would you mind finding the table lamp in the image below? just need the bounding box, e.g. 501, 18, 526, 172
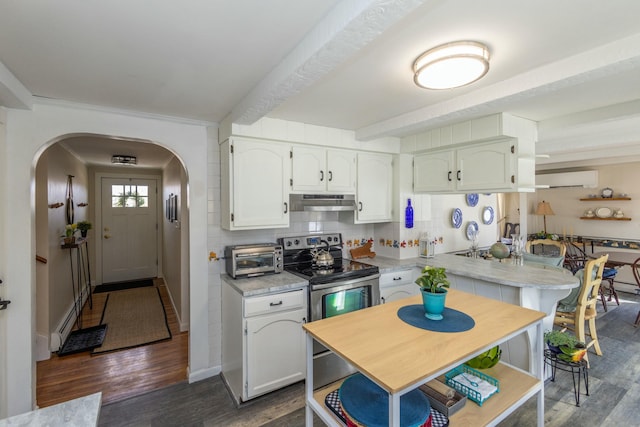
535, 201, 554, 234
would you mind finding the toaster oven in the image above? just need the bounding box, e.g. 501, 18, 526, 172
225, 243, 283, 278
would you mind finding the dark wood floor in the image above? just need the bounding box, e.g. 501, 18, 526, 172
97, 291, 640, 426
37, 279, 188, 408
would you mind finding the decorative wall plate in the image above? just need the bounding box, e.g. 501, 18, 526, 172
452, 208, 463, 229
466, 193, 479, 207
595, 207, 613, 218
466, 221, 479, 240
482, 206, 494, 225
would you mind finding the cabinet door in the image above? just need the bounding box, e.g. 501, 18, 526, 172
380, 283, 420, 304
291, 146, 325, 193
414, 150, 455, 193
456, 139, 515, 191
356, 153, 392, 223
327, 149, 356, 193
230, 138, 290, 228
245, 308, 306, 399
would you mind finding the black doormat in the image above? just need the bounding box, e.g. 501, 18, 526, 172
58, 324, 108, 356
94, 278, 154, 294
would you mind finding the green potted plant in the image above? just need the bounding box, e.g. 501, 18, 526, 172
415, 266, 450, 320
544, 330, 586, 361
77, 220, 92, 237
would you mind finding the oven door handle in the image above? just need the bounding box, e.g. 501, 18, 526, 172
310, 273, 380, 291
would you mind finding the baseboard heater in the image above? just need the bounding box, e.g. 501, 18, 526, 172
50, 287, 91, 352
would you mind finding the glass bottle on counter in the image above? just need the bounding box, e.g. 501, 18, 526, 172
405, 198, 414, 229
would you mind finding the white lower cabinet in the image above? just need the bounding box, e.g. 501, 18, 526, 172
222, 284, 307, 404
379, 269, 420, 304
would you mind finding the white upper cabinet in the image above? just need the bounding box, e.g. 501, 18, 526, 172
291, 146, 356, 194
356, 152, 393, 223
414, 138, 532, 193
221, 137, 290, 230
414, 150, 455, 192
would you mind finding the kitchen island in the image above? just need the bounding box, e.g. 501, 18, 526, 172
303, 289, 546, 426
363, 254, 580, 374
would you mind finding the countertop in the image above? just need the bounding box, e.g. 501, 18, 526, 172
221, 253, 578, 296
0, 392, 101, 426
363, 254, 579, 289
221, 271, 308, 297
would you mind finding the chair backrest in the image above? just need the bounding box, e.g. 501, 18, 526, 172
503, 222, 520, 238
563, 241, 589, 273
632, 256, 640, 285
577, 254, 608, 314
525, 239, 567, 257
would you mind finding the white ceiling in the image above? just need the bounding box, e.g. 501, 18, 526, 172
2, 0, 640, 168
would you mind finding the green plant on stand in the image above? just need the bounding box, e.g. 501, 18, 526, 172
415, 266, 450, 321
544, 330, 586, 362
77, 220, 92, 237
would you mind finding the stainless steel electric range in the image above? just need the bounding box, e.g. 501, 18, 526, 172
278, 233, 380, 388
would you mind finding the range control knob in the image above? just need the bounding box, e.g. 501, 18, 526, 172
294, 239, 300, 246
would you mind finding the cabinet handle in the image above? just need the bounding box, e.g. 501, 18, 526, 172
320, 170, 324, 182
302, 317, 307, 324
448, 171, 452, 182
270, 301, 283, 307
393, 277, 402, 281
358, 201, 363, 212
283, 202, 288, 214
381, 297, 386, 304
328, 171, 333, 181
457, 170, 461, 181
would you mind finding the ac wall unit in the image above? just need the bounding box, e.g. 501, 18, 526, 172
535, 171, 598, 188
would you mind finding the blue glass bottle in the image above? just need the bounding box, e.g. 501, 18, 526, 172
405, 198, 414, 228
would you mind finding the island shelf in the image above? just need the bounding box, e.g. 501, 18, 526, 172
303, 289, 546, 426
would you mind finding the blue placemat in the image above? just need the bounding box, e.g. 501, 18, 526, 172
398, 305, 475, 332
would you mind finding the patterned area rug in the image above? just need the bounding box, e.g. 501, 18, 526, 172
92, 287, 171, 354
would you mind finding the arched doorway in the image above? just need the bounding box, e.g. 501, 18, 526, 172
35, 134, 190, 406
1, 103, 212, 415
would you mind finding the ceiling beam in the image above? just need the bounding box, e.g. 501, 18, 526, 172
356, 33, 640, 140
0, 60, 32, 109
228, 0, 427, 125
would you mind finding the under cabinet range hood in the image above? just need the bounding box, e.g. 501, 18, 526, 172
290, 194, 356, 212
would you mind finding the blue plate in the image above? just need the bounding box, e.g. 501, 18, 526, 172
452, 208, 463, 229
466, 221, 479, 240
466, 193, 479, 207
483, 206, 494, 225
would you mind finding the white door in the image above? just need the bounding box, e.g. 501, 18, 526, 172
101, 178, 158, 283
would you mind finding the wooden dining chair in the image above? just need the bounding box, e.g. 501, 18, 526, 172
526, 239, 567, 257
554, 253, 608, 364
631, 257, 640, 327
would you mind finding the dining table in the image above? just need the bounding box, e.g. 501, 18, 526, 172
593, 250, 640, 326
593, 250, 640, 269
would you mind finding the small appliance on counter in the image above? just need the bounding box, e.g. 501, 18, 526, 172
224, 243, 283, 278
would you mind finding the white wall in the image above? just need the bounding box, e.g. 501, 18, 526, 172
1, 102, 209, 415
528, 162, 640, 240
162, 157, 188, 330
35, 144, 89, 356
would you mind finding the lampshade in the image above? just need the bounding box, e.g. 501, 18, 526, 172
535, 201, 555, 216
413, 41, 490, 90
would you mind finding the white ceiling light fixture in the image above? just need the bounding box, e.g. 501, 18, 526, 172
111, 155, 137, 165
413, 41, 490, 90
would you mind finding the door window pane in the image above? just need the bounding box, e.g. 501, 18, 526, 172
111, 184, 149, 208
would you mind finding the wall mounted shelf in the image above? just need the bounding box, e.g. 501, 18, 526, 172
579, 217, 631, 221
579, 197, 631, 201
